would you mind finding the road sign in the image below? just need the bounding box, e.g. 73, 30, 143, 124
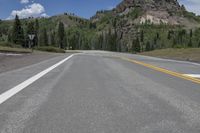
28, 34, 35, 52
28, 34, 35, 41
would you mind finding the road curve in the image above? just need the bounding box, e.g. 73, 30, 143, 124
0, 51, 200, 133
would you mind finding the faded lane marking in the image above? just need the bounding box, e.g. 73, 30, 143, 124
0, 54, 75, 105
183, 74, 200, 78
120, 57, 200, 85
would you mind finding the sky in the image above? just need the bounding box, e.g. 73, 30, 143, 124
0, 0, 199, 20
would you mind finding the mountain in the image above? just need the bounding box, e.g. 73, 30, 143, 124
90, 0, 200, 52
1, 0, 200, 52
92, 0, 200, 26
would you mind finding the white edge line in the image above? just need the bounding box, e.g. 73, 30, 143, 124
183, 74, 200, 78
0, 54, 75, 105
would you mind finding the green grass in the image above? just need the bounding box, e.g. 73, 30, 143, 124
36, 46, 65, 53
0, 42, 65, 53
0, 46, 31, 53
140, 48, 200, 62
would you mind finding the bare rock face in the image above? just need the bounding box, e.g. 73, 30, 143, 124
114, 0, 188, 25
116, 0, 181, 13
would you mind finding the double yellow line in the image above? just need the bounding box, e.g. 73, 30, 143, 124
120, 57, 200, 85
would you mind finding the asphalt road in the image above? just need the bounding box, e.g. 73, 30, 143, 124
0, 51, 200, 133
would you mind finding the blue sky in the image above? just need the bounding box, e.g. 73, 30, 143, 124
0, 0, 199, 20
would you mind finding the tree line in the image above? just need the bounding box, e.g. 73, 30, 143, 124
8, 15, 66, 49
2, 15, 200, 52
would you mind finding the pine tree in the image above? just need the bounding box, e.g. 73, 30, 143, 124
167, 31, 171, 40
198, 41, 200, 48
111, 29, 117, 51
132, 39, 136, 53
178, 29, 186, 47
145, 41, 151, 51
156, 32, 160, 40
140, 30, 144, 42
107, 28, 112, 51
132, 37, 141, 53
188, 38, 193, 47
26, 21, 35, 48
153, 36, 157, 49
50, 31, 56, 46
135, 36, 141, 53
12, 15, 24, 46
34, 19, 39, 46
172, 38, 177, 48
151, 43, 155, 51
40, 28, 48, 46
7, 31, 12, 43
190, 29, 193, 38
140, 30, 144, 52
27, 22, 34, 34
58, 22, 65, 49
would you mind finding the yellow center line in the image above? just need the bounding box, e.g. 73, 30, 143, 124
120, 57, 200, 85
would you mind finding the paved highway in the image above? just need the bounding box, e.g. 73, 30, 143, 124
0, 51, 200, 133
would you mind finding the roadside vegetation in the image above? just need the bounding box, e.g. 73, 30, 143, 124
140, 48, 200, 62
0, 46, 31, 53
36, 47, 65, 53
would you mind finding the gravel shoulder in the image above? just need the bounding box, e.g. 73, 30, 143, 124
0, 51, 64, 74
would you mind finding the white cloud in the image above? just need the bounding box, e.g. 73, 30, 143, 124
20, 0, 29, 4
7, 3, 48, 19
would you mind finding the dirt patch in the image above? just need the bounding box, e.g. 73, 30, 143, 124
0, 51, 64, 74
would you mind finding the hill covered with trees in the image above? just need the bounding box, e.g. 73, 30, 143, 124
0, 0, 200, 53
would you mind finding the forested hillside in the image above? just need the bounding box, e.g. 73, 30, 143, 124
0, 0, 200, 53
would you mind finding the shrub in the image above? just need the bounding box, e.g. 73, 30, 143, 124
36, 46, 65, 53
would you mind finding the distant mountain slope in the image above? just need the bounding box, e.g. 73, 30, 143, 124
1, 0, 200, 52
0, 13, 89, 44
0, 14, 88, 32
89, 0, 200, 51
92, 0, 200, 27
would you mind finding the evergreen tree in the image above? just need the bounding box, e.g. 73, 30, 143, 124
190, 29, 193, 38
172, 38, 177, 48
177, 30, 184, 45
145, 41, 151, 51
198, 41, 200, 48
151, 43, 155, 51
132, 39, 136, 53
57, 22, 65, 49
112, 18, 117, 28
111, 29, 117, 51
50, 31, 56, 46
107, 28, 112, 51
156, 32, 160, 40
27, 22, 35, 34
140, 30, 144, 52
135, 36, 141, 53
26, 21, 35, 48
40, 28, 48, 46
153, 36, 157, 48
188, 38, 193, 47
34, 19, 39, 46
12, 15, 24, 46
167, 31, 171, 40
140, 30, 144, 42
7, 31, 12, 43
132, 37, 141, 53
